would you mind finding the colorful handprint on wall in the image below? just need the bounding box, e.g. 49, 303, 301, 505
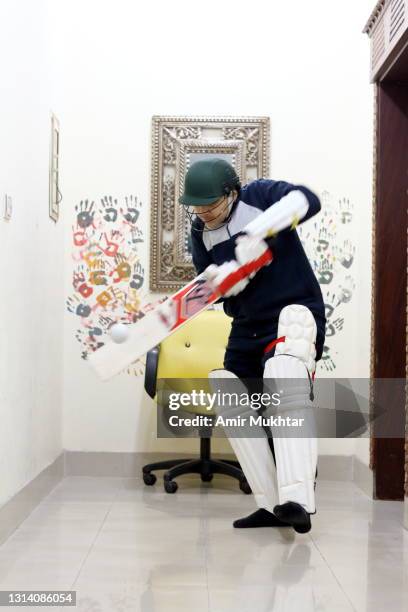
297, 191, 356, 372
67, 195, 151, 375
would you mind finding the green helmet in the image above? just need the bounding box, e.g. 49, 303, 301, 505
179, 158, 240, 206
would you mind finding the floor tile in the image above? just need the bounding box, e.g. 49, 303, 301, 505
74, 584, 209, 612
43, 477, 123, 503
208, 584, 354, 612
0, 477, 406, 612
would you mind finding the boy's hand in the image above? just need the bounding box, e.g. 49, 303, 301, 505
203, 261, 250, 297
235, 234, 271, 278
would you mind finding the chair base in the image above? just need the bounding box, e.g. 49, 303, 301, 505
142, 438, 252, 494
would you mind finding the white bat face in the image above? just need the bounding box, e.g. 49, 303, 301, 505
157, 299, 178, 329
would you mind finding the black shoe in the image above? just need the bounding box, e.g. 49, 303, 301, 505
273, 502, 312, 534
233, 508, 291, 529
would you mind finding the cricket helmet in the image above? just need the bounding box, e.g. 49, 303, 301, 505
179, 158, 241, 206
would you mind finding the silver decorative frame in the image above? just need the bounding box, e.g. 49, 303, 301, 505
150, 116, 270, 292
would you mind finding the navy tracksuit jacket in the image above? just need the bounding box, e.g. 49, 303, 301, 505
190, 179, 326, 379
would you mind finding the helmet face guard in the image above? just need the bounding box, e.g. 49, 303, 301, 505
184, 193, 236, 232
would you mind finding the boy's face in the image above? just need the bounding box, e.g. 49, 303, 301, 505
192, 191, 236, 230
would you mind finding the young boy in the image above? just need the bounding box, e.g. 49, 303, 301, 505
179, 158, 326, 533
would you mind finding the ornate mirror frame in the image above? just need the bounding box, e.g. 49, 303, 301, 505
150, 116, 270, 292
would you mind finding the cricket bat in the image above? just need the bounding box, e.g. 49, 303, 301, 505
88, 249, 272, 380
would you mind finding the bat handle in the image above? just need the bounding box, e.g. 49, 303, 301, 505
213, 249, 273, 298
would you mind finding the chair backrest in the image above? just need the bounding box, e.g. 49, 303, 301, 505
157, 309, 231, 381
154, 310, 231, 415
153, 310, 232, 418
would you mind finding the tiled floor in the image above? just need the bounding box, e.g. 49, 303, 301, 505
0, 476, 406, 611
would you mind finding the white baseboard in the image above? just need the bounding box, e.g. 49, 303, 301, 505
0, 450, 375, 545
0, 454, 64, 546
352, 456, 373, 498
404, 498, 408, 530
64, 450, 354, 480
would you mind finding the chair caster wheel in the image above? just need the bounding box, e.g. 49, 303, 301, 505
201, 474, 213, 482
143, 473, 157, 486
239, 480, 252, 494
164, 480, 178, 494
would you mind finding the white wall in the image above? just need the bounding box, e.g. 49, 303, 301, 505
0, 1, 64, 506
52, 0, 374, 461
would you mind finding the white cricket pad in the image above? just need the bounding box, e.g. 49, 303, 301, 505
263, 304, 317, 513
209, 369, 279, 513
274, 304, 317, 375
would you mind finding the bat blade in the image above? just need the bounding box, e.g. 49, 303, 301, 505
88, 274, 215, 380
88, 311, 168, 380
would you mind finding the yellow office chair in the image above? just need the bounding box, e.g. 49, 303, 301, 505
143, 309, 252, 494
